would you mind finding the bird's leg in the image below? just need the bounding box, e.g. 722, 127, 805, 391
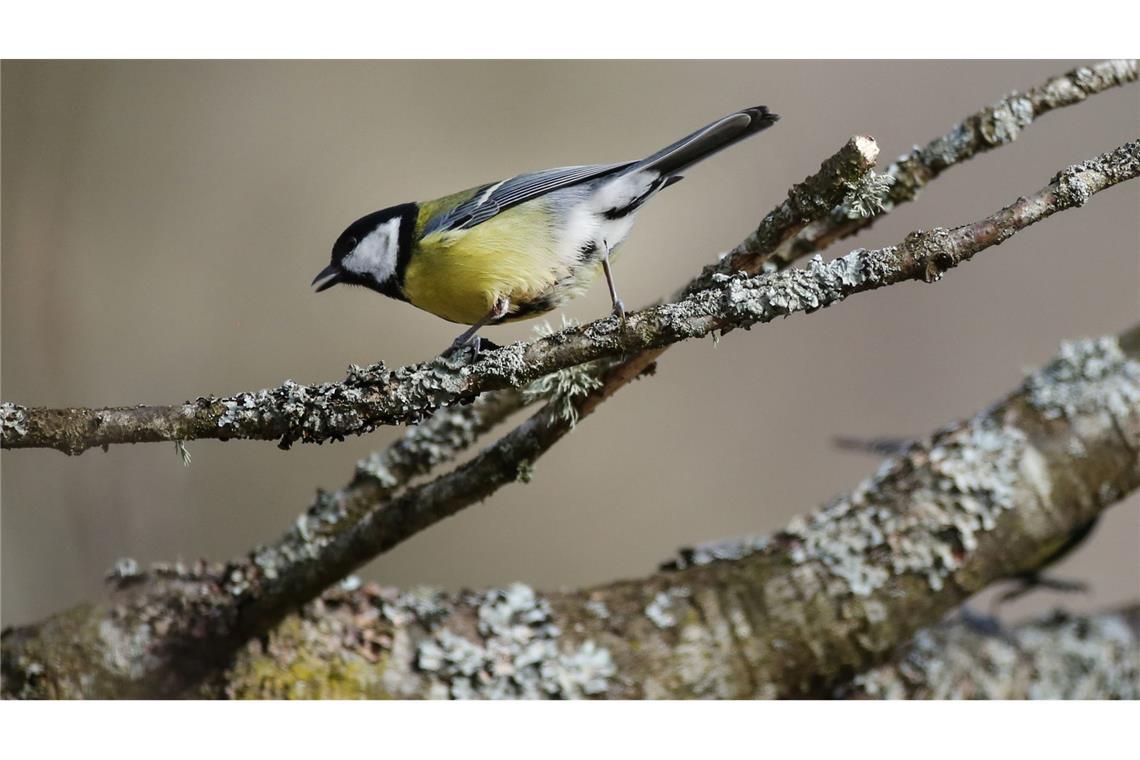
600, 240, 625, 322
443, 296, 509, 360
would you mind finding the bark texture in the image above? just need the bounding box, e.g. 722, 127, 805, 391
5, 326, 1139, 698
839, 606, 1140, 699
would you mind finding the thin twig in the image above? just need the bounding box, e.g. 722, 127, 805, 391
783, 58, 1138, 260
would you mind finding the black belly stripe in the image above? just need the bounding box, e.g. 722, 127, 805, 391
577, 240, 598, 264
500, 293, 560, 323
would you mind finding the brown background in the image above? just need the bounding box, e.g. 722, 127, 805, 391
2, 61, 1137, 628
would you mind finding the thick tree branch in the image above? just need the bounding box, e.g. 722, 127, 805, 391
215, 605, 1140, 699
4, 136, 1137, 455
836, 606, 1140, 699
6, 322, 1139, 697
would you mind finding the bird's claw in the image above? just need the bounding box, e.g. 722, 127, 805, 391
611, 299, 627, 323
441, 335, 501, 363
442, 335, 481, 362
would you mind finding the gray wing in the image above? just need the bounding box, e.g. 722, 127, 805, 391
427, 162, 634, 233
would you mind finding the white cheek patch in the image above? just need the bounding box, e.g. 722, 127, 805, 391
342, 217, 401, 282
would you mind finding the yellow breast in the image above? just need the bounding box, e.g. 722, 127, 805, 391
401, 201, 568, 325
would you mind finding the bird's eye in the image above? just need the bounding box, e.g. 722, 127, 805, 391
346, 236, 358, 248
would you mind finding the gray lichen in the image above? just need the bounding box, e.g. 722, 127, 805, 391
354, 397, 513, 488
1053, 141, 1140, 207
976, 95, 1035, 147
214, 372, 375, 448
173, 440, 192, 468
1026, 336, 1140, 426
0, 402, 28, 439
667, 535, 771, 570
645, 587, 692, 629
714, 246, 901, 324
515, 459, 535, 484
105, 557, 143, 587
584, 599, 610, 620
413, 583, 615, 699
847, 610, 1139, 699
839, 171, 895, 219
784, 416, 1027, 595
522, 365, 602, 428
522, 320, 603, 427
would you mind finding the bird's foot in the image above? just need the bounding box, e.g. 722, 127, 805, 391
442, 335, 481, 362
611, 299, 627, 324
441, 335, 501, 363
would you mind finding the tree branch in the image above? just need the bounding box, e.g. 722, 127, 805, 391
784, 58, 1139, 259
6, 320, 1139, 697
4, 135, 1137, 454
215, 605, 1140, 699
837, 606, 1140, 699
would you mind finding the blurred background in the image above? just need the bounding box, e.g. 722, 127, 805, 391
2, 61, 1137, 628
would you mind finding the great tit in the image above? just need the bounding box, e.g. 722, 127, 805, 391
313, 105, 778, 355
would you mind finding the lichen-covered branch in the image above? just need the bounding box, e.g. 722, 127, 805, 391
5, 136, 1137, 455
838, 606, 1140, 699
217, 604, 1140, 699
783, 58, 1139, 260
682, 134, 882, 296
5, 324, 1140, 698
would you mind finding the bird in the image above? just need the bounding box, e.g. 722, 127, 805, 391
312, 105, 779, 357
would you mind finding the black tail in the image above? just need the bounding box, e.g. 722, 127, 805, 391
629, 106, 778, 178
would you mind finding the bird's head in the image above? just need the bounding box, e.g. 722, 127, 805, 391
312, 203, 416, 299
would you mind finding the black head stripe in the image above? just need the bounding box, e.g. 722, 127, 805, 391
394, 202, 418, 289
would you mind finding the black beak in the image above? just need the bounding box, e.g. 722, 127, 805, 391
311, 263, 341, 293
